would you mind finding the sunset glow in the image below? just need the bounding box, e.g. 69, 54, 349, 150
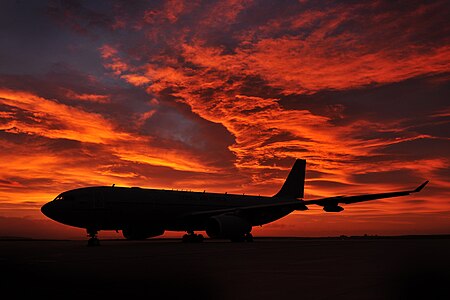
0, 0, 449, 239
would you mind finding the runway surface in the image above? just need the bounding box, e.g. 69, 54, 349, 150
1, 237, 449, 299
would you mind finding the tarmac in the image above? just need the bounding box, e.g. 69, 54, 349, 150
1, 237, 449, 299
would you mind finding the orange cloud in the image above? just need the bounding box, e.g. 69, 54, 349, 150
0, 89, 223, 211
0, 89, 132, 144
99, 44, 118, 59
245, 40, 450, 94
178, 38, 450, 95
121, 74, 151, 86
64, 88, 110, 103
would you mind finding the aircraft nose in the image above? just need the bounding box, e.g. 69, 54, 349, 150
41, 201, 55, 219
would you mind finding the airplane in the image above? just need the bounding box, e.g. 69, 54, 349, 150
41, 159, 429, 246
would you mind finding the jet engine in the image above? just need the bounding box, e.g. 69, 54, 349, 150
122, 227, 164, 240
206, 215, 252, 239
323, 205, 344, 212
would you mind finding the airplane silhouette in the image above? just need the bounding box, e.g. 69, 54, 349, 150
41, 159, 428, 246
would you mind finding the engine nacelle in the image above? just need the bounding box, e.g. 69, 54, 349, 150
122, 227, 164, 240
323, 205, 344, 212
206, 215, 252, 239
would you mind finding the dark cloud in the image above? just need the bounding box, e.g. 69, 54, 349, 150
46, 0, 115, 35
0, 1, 107, 76
352, 169, 422, 185
142, 102, 236, 167
280, 73, 450, 125
376, 138, 450, 159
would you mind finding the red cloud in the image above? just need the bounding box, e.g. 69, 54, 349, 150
2, 0, 449, 238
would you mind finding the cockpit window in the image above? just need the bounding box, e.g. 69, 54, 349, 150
54, 194, 75, 201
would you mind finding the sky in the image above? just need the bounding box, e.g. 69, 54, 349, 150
0, 0, 449, 239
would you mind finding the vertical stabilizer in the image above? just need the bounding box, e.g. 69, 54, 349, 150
274, 159, 306, 199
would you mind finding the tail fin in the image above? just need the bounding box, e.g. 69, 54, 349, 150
274, 159, 306, 199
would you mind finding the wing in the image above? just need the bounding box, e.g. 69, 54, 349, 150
182, 181, 429, 223
186, 200, 308, 217
303, 180, 429, 209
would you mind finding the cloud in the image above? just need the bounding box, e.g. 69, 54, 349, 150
64, 89, 110, 103
0, 89, 132, 143
1, 0, 449, 237
0, 86, 230, 212
91, 0, 450, 200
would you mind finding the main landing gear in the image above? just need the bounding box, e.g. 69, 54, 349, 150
182, 231, 204, 243
87, 228, 100, 247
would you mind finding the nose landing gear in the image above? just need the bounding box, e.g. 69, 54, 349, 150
87, 228, 100, 247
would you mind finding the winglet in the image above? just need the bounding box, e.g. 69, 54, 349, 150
414, 180, 429, 193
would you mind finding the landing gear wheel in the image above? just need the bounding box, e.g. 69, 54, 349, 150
182, 234, 189, 243
182, 232, 204, 243
245, 233, 254, 243
230, 235, 245, 243
196, 234, 204, 242
87, 228, 100, 247
87, 237, 100, 247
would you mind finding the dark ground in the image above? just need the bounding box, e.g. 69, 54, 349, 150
1, 237, 449, 299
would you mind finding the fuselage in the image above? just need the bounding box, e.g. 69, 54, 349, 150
41, 186, 294, 233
